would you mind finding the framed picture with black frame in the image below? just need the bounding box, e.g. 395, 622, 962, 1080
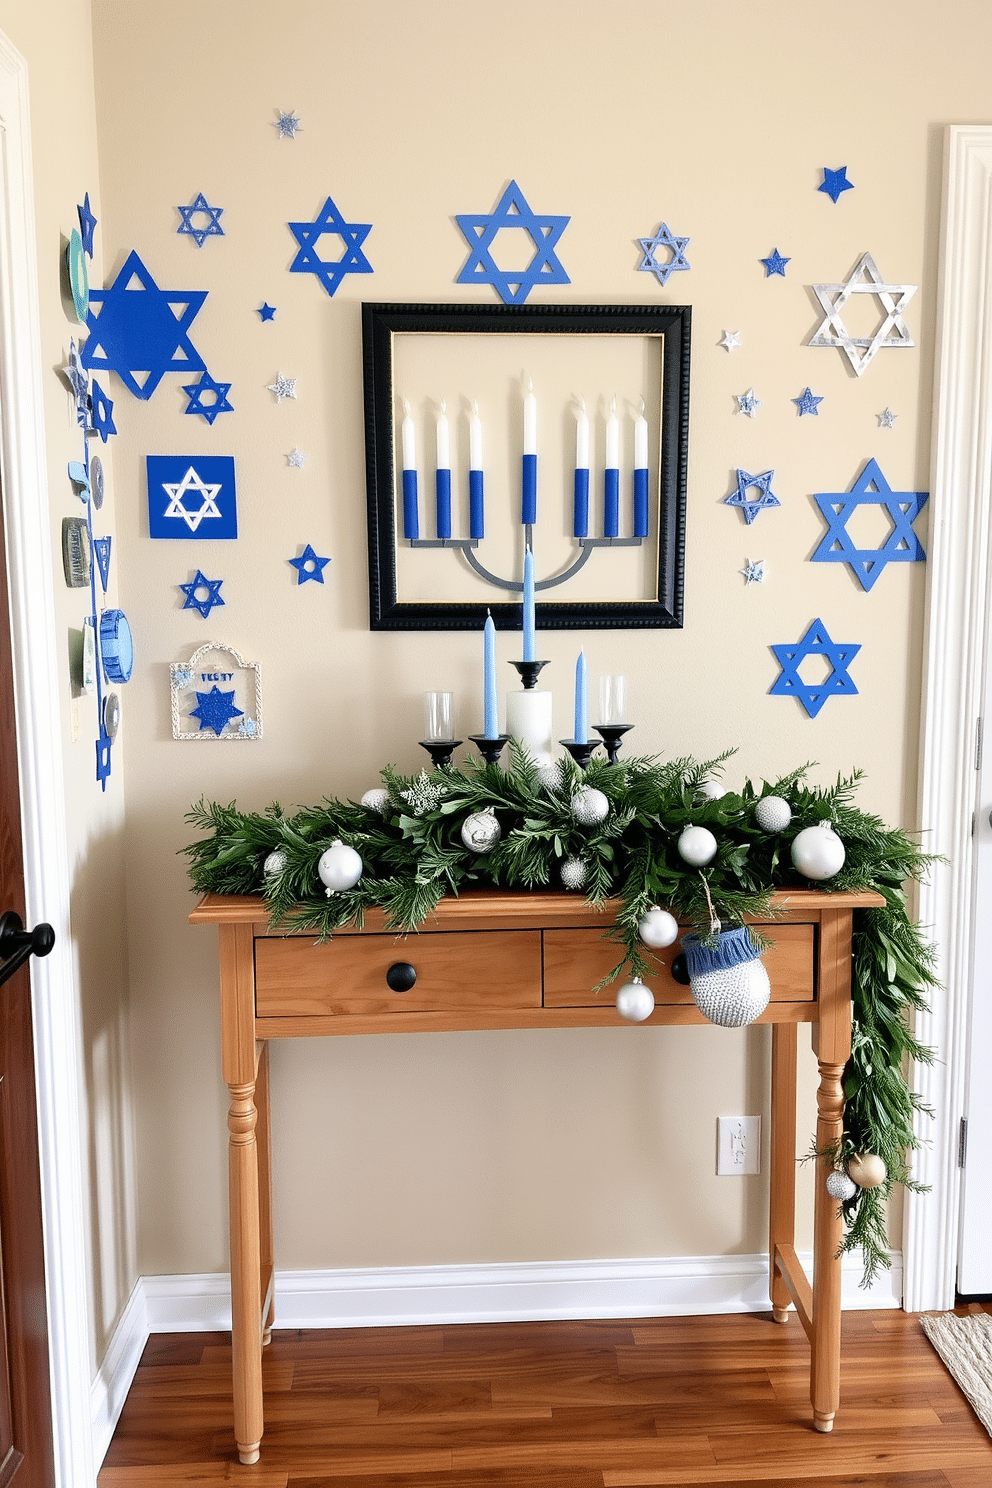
362, 302, 690, 632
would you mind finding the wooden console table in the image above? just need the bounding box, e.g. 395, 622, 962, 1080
190, 886, 883, 1463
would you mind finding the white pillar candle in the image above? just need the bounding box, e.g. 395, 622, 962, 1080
506, 689, 554, 769
402, 398, 416, 469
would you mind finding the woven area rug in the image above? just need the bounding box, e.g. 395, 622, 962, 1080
921, 1310, 992, 1436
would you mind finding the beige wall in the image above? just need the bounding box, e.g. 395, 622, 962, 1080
78, 0, 987, 1285
0, 0, 136, 1370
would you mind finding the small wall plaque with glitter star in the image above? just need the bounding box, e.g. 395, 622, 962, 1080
170, 642, 262, 741
146, 455, 238, 539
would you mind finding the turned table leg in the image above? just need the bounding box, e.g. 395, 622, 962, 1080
769, 1023, 798, 1323
256, 1040, 276, 1345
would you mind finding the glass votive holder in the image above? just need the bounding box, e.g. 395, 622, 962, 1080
598, 674, 628, 725
424, 690, 454, 741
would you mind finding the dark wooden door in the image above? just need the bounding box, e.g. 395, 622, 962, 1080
0, 489, 55, 1486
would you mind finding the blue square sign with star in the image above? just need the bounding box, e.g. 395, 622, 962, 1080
146, 455, 238, 539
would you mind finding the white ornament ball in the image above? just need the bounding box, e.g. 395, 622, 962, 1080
637, 905, 679, 948
560, 857, 588, 891
361, 788, 391, 814
317, 839, 363, 896
689, 957, 770, 1028
677, 825, 718, 867
616, 978, 655, 1022
846, 1152, 887, 1189
791, 821, 846, 881
571, 785, 609, 826
537, 763, 564, 793
460, 806, 501, 854
698, 780, 726, 801
755, 795, 792, 833
826, 1169, 858, 1201
263, 849, 287, 877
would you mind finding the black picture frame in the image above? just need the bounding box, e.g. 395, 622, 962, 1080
362, 302, 690, 631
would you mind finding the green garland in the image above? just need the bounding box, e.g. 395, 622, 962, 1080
182, 747, 937, 1286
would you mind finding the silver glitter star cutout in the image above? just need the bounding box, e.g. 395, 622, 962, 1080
740, 558, 766, 585
736, 387, 762, 418
808, 252, 916, 376
287, 447, 306, 468
719, 330, 741, 352
274, 110, 302, 139
267, 373, 298, 403
877, 407, 898, 428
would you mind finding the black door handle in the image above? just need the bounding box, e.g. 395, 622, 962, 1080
0, 911, 55, 989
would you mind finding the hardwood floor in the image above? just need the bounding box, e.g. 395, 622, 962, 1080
98, 1308, 992, 1487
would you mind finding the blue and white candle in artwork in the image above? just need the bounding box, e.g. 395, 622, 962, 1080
484, 611, 499, 738
435, 398, 451, 540
604, 397, 620, 538
573, 398, 590, 538
522, 377, 537, 525
469, 399, 484, 539
401, 399, 419, 540
522, 546, 536, 662
573, 650, 588, 744
633, 397, 649, 538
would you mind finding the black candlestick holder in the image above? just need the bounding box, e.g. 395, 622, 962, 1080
593, 723, 633, 765
419, 739, 462, 768
509, 660, 549, 690
559, 738, 601, 768
468, 733, 511, 766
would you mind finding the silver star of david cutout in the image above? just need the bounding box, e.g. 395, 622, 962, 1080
162, 466, 223, 532
808, 252, 916, 376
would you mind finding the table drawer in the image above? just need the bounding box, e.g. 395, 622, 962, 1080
255, 929, 543, 1017
543, 923, 815, 1007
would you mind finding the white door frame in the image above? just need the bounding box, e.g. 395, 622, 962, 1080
905, 124, 992, 1313
0, 32, 96, 1487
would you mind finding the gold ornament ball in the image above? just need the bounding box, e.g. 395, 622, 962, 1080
847, 1152, 887, 1189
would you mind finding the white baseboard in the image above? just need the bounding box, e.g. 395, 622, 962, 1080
92, 1249, 902, 1463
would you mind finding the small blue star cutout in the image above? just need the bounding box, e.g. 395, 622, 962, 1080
636, 222, 691, 287
177, 192, 225, 248
811, 457, 928, 591
77, 193, 97, 258
818, 166, 854, 203
289, 543, 330, 584
190, 684, 243, 736
182, 370, 234, 423
257, 303, 276, 321
793, 387, 824, 417
179, 569, 225, 619
90, 379, 116, 441
456, 180, 570, 305
82, 249, 207, 399
735, 387, 762, 418
288, 196, 373, 298
760, 247, 790, 277
725, 469, 780, 525
770, 618, 860, 717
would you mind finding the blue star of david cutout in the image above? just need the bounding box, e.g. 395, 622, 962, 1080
182, 370, 234, 424
811, 457, 928, 591
90, 379, 116, 441
819, 166, 854, 203
258, 302, 276, 321
179, 569, 225, 619
82, 249, 207, 399
288, 196, 373, 298
636, 222, 691, 287
456, 180, 570, 305
289, 543, 330, 584
770, 618, 861, 717
725, 469, 780, 525
77, 192, 97, 258
793, 387, 823, 417
190, 684, 243, 736
177, 192, 225, 248
760, 247, 790, 277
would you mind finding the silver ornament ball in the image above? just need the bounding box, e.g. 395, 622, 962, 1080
616, 978, 655, 1022
689, 957, 771, 1028
317, 839, 364, 896
677, 824, 718, 867
263, 849, 287, 877
826, 1170, 858, 1201
560, 857, 588, 891
755, 795, 792, 833
637, 905, 679, 948
571, 785, 609, 826
460, 806, 501, 854
361, 787, 391, 814
791, 822, 846, 881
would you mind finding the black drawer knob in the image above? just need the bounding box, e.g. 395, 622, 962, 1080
670, 953, 690, 985
386, 961, 417, 992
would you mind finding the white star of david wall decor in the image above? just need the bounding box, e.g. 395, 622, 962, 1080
808, 252, 916, 376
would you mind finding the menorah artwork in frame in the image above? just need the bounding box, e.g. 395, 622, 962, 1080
362, 303, 690, 631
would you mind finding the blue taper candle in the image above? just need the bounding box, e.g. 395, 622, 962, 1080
483, 612, 498, 738
522, 547, 536, 662
574, 650, 588, 744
